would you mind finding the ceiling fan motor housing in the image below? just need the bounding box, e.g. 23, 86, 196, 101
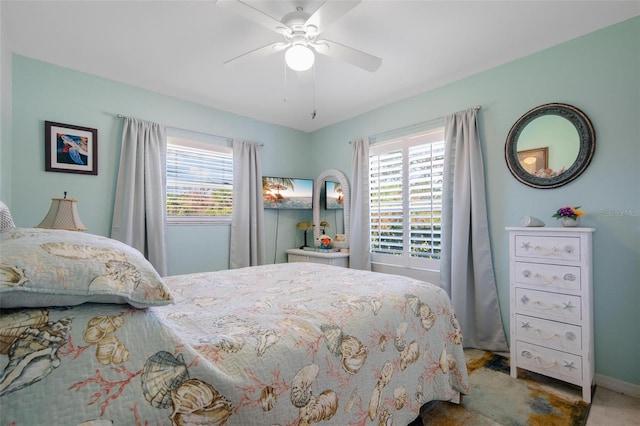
282, 9, 318, 44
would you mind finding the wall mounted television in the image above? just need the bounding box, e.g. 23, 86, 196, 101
325, 180, 344, 210
262, 176, 313, 209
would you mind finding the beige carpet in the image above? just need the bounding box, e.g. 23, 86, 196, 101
412, 349, 591, 426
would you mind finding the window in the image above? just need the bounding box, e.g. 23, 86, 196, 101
166, 132, 233, 224
369, 126, 445, 270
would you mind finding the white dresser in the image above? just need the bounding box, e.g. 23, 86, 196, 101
286, 248, 350, 268
506, 227, 595, 402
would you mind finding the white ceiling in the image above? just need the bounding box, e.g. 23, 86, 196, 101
3, 0, 639, 132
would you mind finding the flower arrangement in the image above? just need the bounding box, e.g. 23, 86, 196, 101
552, 206, 584, 221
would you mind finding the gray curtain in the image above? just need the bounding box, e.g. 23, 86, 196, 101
111, 117, 168, 276
350, 138, 371, 270
440, 108, 508, 351
229, 140, 266, 268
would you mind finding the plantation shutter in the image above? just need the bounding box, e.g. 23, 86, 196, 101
369, 127, 444, 269
408, 142, 445, 260
370, 148, 404, 256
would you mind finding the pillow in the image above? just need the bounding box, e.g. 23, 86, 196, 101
0, 201, 15, 230
0, 228, 173, 308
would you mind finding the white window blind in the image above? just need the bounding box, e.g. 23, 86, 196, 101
166, 135, 233, 223
369, 127, 445, 270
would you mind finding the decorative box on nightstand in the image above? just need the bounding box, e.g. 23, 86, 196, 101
506, 227, 595, 402
286, 248, 349, 268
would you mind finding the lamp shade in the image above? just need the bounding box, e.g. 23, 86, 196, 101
37, 195, 87, 231
320, 221, 330, 228
296, 221, 313, 230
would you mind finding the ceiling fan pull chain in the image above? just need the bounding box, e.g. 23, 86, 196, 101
283, 60, 288, 103
311, 63, 317, 119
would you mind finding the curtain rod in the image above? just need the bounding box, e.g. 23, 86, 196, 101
360, 105, 483, 143
115, 113, 263, 146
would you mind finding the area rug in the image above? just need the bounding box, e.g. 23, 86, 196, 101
411, 349, 592, 426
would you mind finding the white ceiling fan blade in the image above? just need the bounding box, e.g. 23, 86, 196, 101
224, 42, 288, 66
216, 0, 290, 35
312, 39, 382, 72
305, 0, 361, 34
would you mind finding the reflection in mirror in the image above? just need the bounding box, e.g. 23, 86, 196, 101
518, 147, 548, 174
517, 115, 579, 178
505, 103, 595, 189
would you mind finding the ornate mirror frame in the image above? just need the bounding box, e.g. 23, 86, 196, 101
505, 103, 595, 189
313, 169, 350, 247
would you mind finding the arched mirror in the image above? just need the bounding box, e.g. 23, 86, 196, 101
505, 103, 595, 188
313, 169, 350, 248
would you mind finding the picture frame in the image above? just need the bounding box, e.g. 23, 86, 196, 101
45, 121, 98, 175
517, 147, 548, 175
262, 176, 313, 209
324, 180, 344, 210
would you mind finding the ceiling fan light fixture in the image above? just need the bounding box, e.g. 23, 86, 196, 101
285, 45, 314, 71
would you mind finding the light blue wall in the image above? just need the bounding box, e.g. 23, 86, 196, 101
309, 17, 640, 386
0, 4, 12, 204
9, 54, 313, 273
4, 17, 638, 386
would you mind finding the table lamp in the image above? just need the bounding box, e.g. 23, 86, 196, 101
36, 192, 87, 231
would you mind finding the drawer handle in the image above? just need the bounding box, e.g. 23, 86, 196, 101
534, 356, 557, 369
534, 245, 558, 256
530, 300, 575, 311
533, 272, 560, 286
533, 300, 559, 310
535, 329, 558, 340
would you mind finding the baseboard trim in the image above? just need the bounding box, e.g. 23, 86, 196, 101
596, 373, 640, 399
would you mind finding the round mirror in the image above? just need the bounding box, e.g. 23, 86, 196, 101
505, 103, 595, 188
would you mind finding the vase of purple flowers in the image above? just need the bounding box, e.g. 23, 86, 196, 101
553, 206, 583, 227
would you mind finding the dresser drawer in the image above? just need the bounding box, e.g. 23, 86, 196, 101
514, 262, 581, 291
515, 288, 581, 323
515, 314, 582, 353
516, 341, 583, 385
515, 235, 581, 262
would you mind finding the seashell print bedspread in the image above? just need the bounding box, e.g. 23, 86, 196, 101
0, 262, 469, 425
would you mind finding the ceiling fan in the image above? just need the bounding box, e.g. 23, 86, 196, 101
217, 0, 382, 72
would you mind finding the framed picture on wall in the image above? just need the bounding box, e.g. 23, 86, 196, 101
45, 121, 98, 175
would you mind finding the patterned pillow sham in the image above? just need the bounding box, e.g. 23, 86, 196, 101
0, 228, 173, 308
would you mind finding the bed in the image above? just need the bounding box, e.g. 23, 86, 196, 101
0, 224, 469, 425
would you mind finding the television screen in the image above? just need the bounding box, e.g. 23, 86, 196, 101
262, 176, 313, 209
325, 180, 344, 210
